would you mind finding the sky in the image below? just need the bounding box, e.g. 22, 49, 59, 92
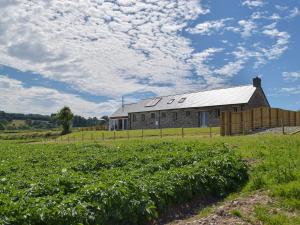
0, 0, 299, 117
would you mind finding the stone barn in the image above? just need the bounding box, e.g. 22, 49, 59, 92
109, 77, 269, 130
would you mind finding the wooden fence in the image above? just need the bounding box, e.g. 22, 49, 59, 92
221, 107, 300, 136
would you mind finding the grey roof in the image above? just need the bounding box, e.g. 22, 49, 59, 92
110, 85, 257, 118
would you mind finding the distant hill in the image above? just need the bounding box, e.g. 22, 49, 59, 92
0, 111, 108, 130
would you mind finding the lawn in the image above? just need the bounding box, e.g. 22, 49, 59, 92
0, 133, 299, 224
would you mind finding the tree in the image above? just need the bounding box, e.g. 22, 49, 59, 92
56, 107, 74, 135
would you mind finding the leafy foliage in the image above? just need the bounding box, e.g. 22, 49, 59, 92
0, 141, 248, 225
56, 107, 74, 135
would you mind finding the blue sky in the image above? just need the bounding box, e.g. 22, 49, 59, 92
0, 0, 299, 117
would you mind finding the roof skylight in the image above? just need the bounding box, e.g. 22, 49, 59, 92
167, 99, 175, 104
145, 97, 162, 107
178, 97, 187, 103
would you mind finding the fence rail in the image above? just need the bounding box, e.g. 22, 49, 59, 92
50, 127, 220, 143
221, 107, 300, 136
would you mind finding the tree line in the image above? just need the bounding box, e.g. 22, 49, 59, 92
0, 109, 108, 131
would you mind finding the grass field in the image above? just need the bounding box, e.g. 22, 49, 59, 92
57, 127, 220, 142
0, 129, 60, 140
0, 133, 299, 224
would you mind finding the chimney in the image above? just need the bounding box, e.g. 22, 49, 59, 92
253, 76, 261, 88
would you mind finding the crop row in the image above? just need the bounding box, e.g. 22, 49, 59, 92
0, 141, 248, 225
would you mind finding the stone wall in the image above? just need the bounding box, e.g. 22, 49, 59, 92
246, 87, 270, 109
128, 104, 248, 130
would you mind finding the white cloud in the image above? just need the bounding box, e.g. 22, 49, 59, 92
214, 60, 245, 77
261, 28, 290, 60
187, 18, 231, 35
0, 0, 209, 99
242, 0, 265, 8
0, 75, 118, 117
0, 0, 296, 116
238, 20, 257, 38
280, 86, 300, 95
288, 7, 300, 18
282, 71, 300, 80
275, 5, 288, 11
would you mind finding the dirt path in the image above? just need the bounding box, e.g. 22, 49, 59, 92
165, 191, 271, 225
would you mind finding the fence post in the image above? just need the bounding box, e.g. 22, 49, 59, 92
269, 108, 272, 128
114, 131, 116, 140
281, 119, 285, 135
102, 133, 104, 141
142, 129, 144, 139
181, 127, 184, 138
209, 126, 212, 139
241, 111, 244, 135
251, 109, 254, 131
160, 128, 162, 138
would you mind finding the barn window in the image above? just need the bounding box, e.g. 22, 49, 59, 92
151, 113, 155, 119
167, 99, 175, 104
178, 97, 186, 103
133, 114, 137, 122
233, 107, 238, 112
172, 112, 177, 121
186, 111, 191, 117
141, 114, 145, 121
161, 112, 166, 118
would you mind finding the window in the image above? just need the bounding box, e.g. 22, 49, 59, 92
167, 99, 175, 104
145, 97, 162, 107
178, 97, 187, 103
161, 112, 166, 118
141, 114, 145, 121
133, 114, 137, 122
172, 112, 177, 121
151, 113, 155, 119
186, 111, 191, 117
233, 107, 238, 112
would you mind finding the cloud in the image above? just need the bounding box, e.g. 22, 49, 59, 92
261, 28, 290, 60
242, 0, 265, 8
187, 18, 231, 35
0, 0, 297, 116
0, 0, 209, 99
238, 20, 257, 38
214, 60, 245, 77
288, 7, 300, 18
282, 71, 300, 80
280, 86, 300, 95
0, 75, 118, 117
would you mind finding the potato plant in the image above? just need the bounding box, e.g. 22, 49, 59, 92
0, 141, 248, 225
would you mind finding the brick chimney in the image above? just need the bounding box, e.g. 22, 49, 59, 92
253, 77, 261, 88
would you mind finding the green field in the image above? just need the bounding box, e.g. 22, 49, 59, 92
58, 127, 220, 142
0, 130, 60, 140
0, 133, 299, 224
0, 139, 247, 224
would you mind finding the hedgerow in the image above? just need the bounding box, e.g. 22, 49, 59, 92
0, 141, 248, 225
